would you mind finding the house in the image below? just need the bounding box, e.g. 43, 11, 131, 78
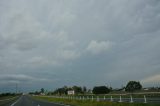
67, 90, 75, 95
143, 88, 149, 91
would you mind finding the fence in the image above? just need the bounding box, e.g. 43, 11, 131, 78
41, 95, 160, 104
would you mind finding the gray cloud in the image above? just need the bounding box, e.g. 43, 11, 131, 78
0, 74, 51, 85
0, 0, 160, 92
86, 40, 114, 55
141, 74, 160, 86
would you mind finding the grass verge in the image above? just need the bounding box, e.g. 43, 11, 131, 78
32, 96, 160, 106
0, 96, 19, 106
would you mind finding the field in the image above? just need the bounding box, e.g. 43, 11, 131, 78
32, 95, 160, 106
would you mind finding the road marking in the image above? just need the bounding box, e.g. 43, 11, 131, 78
52, 102, 70, 106
10, 96, 22, 106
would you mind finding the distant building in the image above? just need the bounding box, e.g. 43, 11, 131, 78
143, 88, 149, 91
40, 93, 45, 95
67, 90, 75, 95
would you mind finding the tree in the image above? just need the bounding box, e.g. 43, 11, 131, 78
72, 86, 83, 94
41, 88, 44, 93
83, 86, 87, 93
92, 86, 110, 94
55, 87, 66, 95
125, 81, 142, 92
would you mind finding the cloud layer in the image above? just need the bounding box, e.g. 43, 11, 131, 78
0, 0, 160, 92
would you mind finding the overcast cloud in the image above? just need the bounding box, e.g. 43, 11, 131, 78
0, 0, 160, 92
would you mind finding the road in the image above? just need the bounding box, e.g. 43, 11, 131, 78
9, 95, 67, 106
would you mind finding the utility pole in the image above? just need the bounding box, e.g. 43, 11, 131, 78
16, 83, 18, 94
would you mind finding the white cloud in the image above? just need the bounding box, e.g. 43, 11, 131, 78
57, 50, 80, 60
141, 74, 160, 84
86, 40, 113, 55
27, 56, 58, 67
1, 12, 47, 51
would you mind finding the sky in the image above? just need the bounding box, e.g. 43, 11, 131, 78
0, 0, 160, 93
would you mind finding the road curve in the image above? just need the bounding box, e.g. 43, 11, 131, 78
10, 95, 67, 106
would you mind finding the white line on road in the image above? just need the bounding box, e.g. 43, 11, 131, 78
10, 96, 22, 106
52, 102, 70, 106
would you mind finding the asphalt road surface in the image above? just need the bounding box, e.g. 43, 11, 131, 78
10, 95, 68, 106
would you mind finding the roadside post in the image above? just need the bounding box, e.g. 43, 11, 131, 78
144, 95, 147, 103
119, 95, 122, 102
97, 96, 99, 102
130, 95, 133, 103
87, 96, 89, 100
83, 96, 85, 100
111, 96, 113, 102
92, 96, 94, 101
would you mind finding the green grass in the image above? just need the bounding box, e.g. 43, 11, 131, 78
32, 96, 160, 106
0, 96, 15, 100
0, 96, 19, 106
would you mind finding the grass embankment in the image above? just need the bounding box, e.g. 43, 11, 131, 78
0, 96, 19, 106
32, 96, 159, 106
0, 96, 16, 100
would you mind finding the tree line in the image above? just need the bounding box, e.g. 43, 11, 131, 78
29, 81, 147, 95
50, 86, 88, 95
0, 93, 21, 97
